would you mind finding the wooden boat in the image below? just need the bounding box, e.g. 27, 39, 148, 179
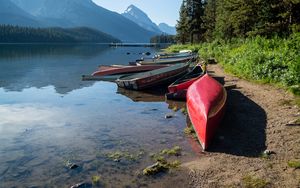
116, 63, 190, 90
92, 64, 168, 77
168, 63, 204, 93
186, 74, 227, 150
165, 63, 204, 101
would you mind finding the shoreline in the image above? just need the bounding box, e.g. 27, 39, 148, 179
183, 63, 300, 187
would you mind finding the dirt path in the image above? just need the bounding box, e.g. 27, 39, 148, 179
183, 64, 300, 188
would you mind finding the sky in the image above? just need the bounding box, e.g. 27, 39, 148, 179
92, 0, 182, 26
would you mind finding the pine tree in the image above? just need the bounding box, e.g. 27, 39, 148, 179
189, 0, 206, 43
176, 0, 190, 44
203, 0, 217, 41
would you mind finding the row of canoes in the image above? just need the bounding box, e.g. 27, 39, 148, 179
82, 50, 227, 151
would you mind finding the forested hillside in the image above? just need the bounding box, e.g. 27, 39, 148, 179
0, 25, 120, 43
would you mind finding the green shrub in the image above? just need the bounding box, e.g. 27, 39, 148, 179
167, 33, 300, 95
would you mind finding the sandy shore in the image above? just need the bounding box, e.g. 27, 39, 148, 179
183, 64, 300, 188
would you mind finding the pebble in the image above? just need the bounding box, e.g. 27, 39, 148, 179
263, 150, 275, 155
165, 113, 174, 119
66, 161, 79, 169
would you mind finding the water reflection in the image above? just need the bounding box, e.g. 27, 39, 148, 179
0, 45, 198, 187
0, 44, 157, 94
117, 87, 166, 102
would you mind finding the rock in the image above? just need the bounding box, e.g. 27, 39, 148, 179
263, 150, 275, 155
66, 161, 79, 169
165, 113, 174, 119
142, 162, 168, 175
70, 182, 92, 188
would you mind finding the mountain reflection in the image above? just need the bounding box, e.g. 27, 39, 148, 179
0, 44, 157, 94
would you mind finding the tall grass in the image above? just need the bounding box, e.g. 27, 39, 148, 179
167, 33, 300, 95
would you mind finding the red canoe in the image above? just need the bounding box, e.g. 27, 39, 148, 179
92, 64, 168, 77
186, 74, 227, 150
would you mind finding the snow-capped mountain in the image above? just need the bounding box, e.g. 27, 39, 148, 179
158, 23, 176, 35
9, 0, 157, 42
122, 5, 162, 34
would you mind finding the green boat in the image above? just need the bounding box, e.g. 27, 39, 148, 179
116, 63, 190, 90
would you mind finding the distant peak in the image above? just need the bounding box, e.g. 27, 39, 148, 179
124, 4, 142, 13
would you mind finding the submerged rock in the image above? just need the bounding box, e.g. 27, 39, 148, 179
165, 113, 174, 119
142, 162, 168, 175
65, 161, 79, 169
70, 182, 92, 188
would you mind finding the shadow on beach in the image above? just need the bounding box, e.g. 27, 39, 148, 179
209, 89, 267, 157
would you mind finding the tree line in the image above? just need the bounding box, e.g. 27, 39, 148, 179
150, 34, 176, 43
176, 0, 300, 43
0, 25, 120, 43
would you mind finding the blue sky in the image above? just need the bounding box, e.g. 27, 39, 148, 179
92, 0, 182, 26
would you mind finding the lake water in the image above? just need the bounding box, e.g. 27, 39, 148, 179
0, 44, 200, 187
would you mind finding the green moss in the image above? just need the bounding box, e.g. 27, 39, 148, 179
180, 108, 188, 115
172, 106, 178, 112
288, 160, 300, 169
142, 160, 181, 176
168, 160, 181, 168
91, 175, 101, 185
279, 99, 293, 106
106, 150, 144, 162
150, 154, 166, 163
184, 126, 198, 140
242, 175, 269, 188
160, 146, 181, 156
142, 162, 168, 175
260, 152, 270, 159
184, 126, 195, 135
295, 97, 300, 107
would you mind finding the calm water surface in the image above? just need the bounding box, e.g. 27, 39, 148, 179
0, 44, 200, 187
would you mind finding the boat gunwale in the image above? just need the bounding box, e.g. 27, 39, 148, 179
117, 63, 189, 81
168, 64, 204, 88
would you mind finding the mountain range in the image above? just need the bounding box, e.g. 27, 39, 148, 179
0, 0, 40, 27
0, 0, 176, 42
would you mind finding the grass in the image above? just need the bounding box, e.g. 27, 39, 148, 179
242, 175, 269, 188
288, 160, 300, 169
167, 33, 300, 95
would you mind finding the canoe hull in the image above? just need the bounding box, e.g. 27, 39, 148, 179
187, 74, 227, 150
